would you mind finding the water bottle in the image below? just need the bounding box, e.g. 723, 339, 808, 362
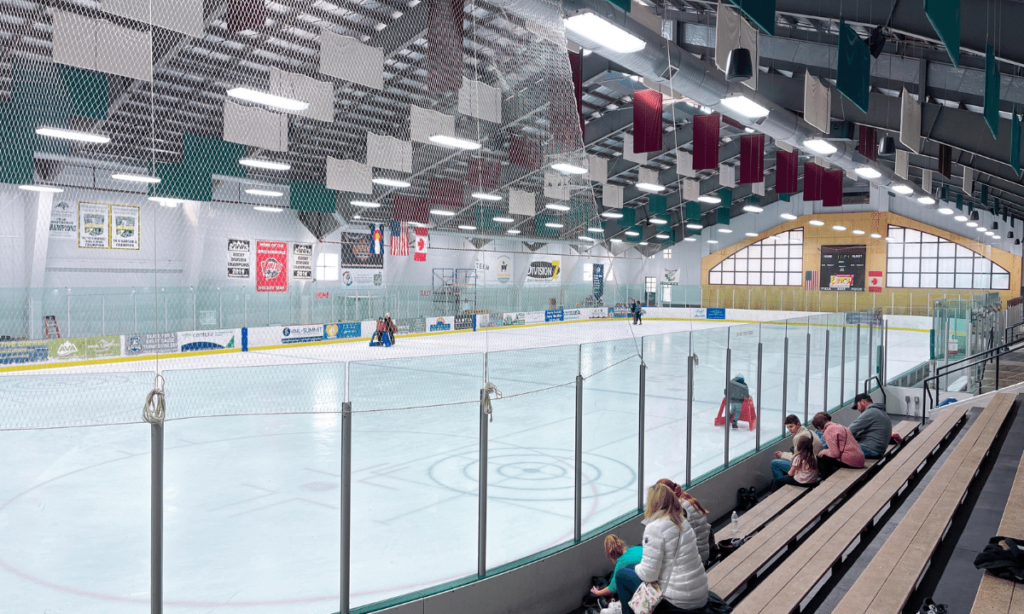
731, 511, 739, 536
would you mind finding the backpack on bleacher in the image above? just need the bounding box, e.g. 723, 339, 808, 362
974, 536, 1024, 583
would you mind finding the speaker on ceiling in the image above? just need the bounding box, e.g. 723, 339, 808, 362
725, 48, 753, 82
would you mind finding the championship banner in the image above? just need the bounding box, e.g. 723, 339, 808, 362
49, 200, 76, 239
593, 263, 604, 299
525, 260, 559, 284
256, 240, 288, 292
227, 238, 250, 279
661, 269, 679, 285
110, 204, 140, 250
78, 202, 109, 249
292, 243, 313, 280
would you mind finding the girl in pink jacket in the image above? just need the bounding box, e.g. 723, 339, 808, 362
812, 412, 865, 478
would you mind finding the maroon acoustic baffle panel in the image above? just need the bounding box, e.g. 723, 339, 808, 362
393, 195, 429, 224
569, 50, 585, 138
739, 133, 765, 184
466, 156, 501, 190
427, 0, 463, 95
776, 149, 799, 194
938, 144, 952, 179
428, 177, 464, 210
804, 161, 824, 201
693, 113, 721, 170
859, 125, 877, 162
227, 0, 267, 32
508, 133, 541, 169
823, 169, 844, 207
633, 89, 663, 153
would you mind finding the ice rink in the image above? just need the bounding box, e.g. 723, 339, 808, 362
0, 316, 928, 612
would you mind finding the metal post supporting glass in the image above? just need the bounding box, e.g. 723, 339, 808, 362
638, 350, 646, 511
855, 323, 861, 389
840, 326, 846, 404
868, 324, 875, 388
151, 421, 163, 614
782, 336, 789, 438
340, 400, 352, 614
755, 342, 762, 451
477, 386, 488, 576
686, 355, 694, 487
804, 333, 811, 423
823, 330, 830, 412
724, 347, 731, 468
574, 361, 583, 542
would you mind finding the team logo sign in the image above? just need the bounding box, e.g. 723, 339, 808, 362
261, 257, 283, 279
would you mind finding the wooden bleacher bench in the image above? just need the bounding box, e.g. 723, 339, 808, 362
710, 420, 921, 601
970, 428, 1024, 613
735, 394, 1015, 614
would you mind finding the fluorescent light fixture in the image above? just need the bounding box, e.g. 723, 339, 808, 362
649, 218, 668, 225
719, 228, 733, 233
239, 158, 290, 171
588, 227, 604, 233
937, 207, 954, 215
227, 87, 308, 111
507, 229, 521, 235
351, 201, 380, 208
578, 235, 596, 241
803, 139, 837, 155
429, 134, 481, 150
885, 237, 895, 242
353, 215, 361, 219
977, 226, 987, 232
892, 184, 914, 195
472, 192, 502, 201
112, 173, 160, 183
852, 229, 865, 235
707, 239, 719, 244
563, 13, 646, 54
545, 203, 571, 211
601, 211, 624, 219
993, 235, 1001, 239
832, 225, 847, 231
967, 221, 978, 228
372, 177, 411, 188
636, 182, 666, 192
611, 238, 623, 243
245, 188, 283, 197
409, 221, 429, 228
986, 231, 995, 236
254, 206, 284, 212
781, 212, 798, 220
656, 233, 669, 239
639, 241, 649, 245
743, 204, 764, 213
492, 216, 515, 223
459, 225, 477, 230
854, 167, 882, 179
35, 126, 110, 144
698, 195, 721, 203
545, 222, 564, 228
809, 219, 825, 226
624, 230, 640, 237
148, 197, 179, 207
918, 196, 936, 205
745, 232, 758, 237
20, 184, 63, 193
683, 236, 697, 242
552, 162, 588, 174
870, 233, 882, 239
686, 222, 703, 230
954, 214, 968, 222
430, 209, 456, 216
720, 95, 770, 118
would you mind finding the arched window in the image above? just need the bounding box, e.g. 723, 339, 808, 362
885, 225, 1009, 290
709, 228, 803, 286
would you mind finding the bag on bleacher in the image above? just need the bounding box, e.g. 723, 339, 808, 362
974, 536, 1024, 583
628, 580, 662, 614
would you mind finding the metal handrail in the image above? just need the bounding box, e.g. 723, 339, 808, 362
863, 375, 887, 405
932, 335, 1024, 380
1005, 321, 1024, 345
923, 342, 1018, 412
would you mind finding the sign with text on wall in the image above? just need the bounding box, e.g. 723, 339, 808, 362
820, 244, 866, 292
49, 201, 76, 239
78, 202, 110, 249
256, 240, 288, 293
292, 243, 313, 280
227, 238, 250, 279
110, 204, 140, 250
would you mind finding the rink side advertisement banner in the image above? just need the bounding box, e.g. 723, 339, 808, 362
325, 323, 361, 340
280, 324, 323, 344
125, 333, 178, 356
292, 243, 313, 280
256, 241, 288, 292
49, 201, 76, 239
427, 316, 454, 332
0, 340, 49, 364
525, 260, 559, 284
227, 239, 250, 279
78, 202, 110, 249
110, 204, 140, 250
820, 244, 866, 291
179, 329, 238, 352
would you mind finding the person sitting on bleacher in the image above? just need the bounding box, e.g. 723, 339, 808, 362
656, 478, 712, 566
771, 434, 819, 491
813, 412, 865, 479
771, 414, 823, 481
614, 484, 714, 613
849, 393, 893, 459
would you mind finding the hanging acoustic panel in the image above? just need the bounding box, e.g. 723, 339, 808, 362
899, 87, 922, 153
726, 0, 775, 35
1013, 113, 1022, 177
633, 89, 663, 153
823, 169, 843, 207
739, 133, 764, 184
804, 70, 832, 134
836, 19, 871, 114
715, 2, 759, 90
776, 149, 798, 194
938, 143, 952, 179
693, 113, 720, 170
859, 126, 877, 162
985, 45, 1000, 139
804, 161, 824, 201
924, 0, 960, 67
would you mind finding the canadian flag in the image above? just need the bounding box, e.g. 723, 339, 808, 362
413, 227, 429, 262
868, 270, 883, 293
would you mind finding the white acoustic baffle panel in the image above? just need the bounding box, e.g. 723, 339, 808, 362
320, 29, 384, 90
223, 100, 289, 152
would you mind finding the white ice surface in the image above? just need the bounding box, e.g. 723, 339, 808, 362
0, 318, 928, 613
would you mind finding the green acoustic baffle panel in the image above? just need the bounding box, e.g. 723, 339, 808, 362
626, 230, 642, 243
290, 180, 336, 213
981, 184, 989, 207
1013, 113, 1022, 177
727, 0, 775, 35
716, 206, 730, 226
686, 201, 701, 222
649, 194, 667, 217
660, 229, 676, 245
152, 135, 247, 202
620, 207, 636, 227
604, 0, 630, 12
837, 19, 871, 114
476, 206, 504, 232
780, 193, 791, 202
535, 215, 559, 237
717, 188, 732, 211
956, 194, 963, 210
985, 45, 1000, 139
924, 0, 960, 67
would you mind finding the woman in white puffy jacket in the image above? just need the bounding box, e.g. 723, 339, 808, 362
656, 478, 712, 565
620, 483, 709, 612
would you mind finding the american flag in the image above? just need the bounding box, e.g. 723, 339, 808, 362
804, 270, 819, 290
390, 220, 409, 256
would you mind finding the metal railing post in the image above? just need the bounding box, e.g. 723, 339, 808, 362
724, 347, 731, 468
151, 421, 163, 614
868, 324, 875, 385
782, 336, 789, 435
574, 347, 583, 542
855, 323, 861, 389
996, 354, 1001, 390
686, 355, 694, 487
478, 387, 488, 575
755, 342, 763, 451
804, 333, 811, 423
823, 330, 830, 411
840, 326, 846, 404
340, 400, 352, 614
638, 346, 646, 510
